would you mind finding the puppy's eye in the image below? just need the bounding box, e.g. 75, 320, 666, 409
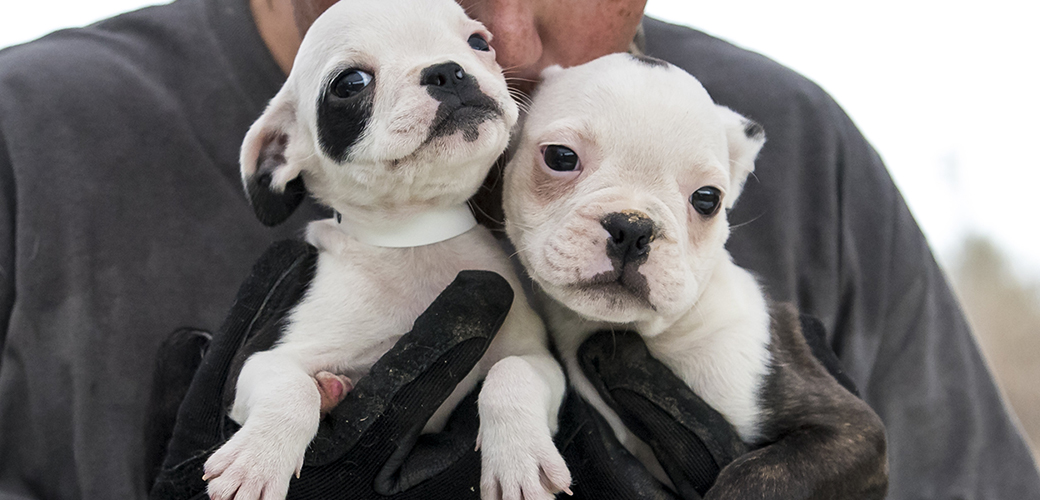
543, 145, 580, 172
690, 186, 722, 216
330, 69, 373, 99
468, 33, 490, 52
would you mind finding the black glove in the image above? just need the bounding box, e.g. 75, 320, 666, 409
149, 239, 515, 500
563, 315, 860, 500
555, 331, 746, 500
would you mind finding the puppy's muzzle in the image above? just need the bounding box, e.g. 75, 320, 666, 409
421, 61, 502, 142
601, 211, 655, 268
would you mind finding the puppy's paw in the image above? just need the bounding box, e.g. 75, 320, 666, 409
315, 371, 353, 416
477, 421, 572, 500
203, 424, 306, 500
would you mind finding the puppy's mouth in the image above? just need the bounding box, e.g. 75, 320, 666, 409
383, 99, 503, 169
572, 266, 655, 311
425, 97, 503, 144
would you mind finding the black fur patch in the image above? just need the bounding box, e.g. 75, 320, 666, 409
421, 62, 502, 143
246, 132, 307, 227
630, 54, 669, 69
743, 119, 765, 139
706, 304, 888, 499
317, 74, 375, 162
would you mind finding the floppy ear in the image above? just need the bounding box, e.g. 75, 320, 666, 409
716, 105, 766, 209
240, 91, 307, 227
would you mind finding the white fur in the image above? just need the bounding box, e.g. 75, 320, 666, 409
503, 54, 772, 484
204, 2, 569, 499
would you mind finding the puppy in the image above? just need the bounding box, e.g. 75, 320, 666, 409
201, 2, 570, 499
503, 53, 888, 499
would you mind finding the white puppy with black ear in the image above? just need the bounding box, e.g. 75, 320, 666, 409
504, 53, 887, 498
202, 2, 570, 499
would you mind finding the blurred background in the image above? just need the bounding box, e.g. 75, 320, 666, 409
3, 0, 1037, 458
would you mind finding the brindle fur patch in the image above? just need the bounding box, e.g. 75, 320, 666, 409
707, 304, 889, 499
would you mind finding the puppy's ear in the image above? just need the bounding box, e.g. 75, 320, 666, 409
240, 92, 307, 227
540, 65, 565, 81
716, 105, 766, 209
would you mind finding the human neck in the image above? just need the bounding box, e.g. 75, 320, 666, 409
250, 0, 301, 74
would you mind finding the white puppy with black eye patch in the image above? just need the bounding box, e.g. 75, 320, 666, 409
504, 53, 887, 498
201, 2, 571, 499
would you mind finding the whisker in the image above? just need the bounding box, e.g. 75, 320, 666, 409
467, 199, 506, 228
503, 76, 539, 83
507, 91, 533, 113
729, 212, 764, 231
507, 88, 533, 104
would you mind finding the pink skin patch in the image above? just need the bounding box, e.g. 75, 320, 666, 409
315, 371, 354, 416
578, 251, 615, 282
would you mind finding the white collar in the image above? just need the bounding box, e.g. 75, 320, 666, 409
336, 204, 478, 248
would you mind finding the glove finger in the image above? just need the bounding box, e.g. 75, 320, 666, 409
162, 240, 318, 468
289, 390, 486, 500
578, 330, 746, 498
555, 391, 679, 500
305, 270, 514, 466
146, 328, 212, 486
374, 385, 482, 495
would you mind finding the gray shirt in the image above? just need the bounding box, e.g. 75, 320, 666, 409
0, 0, 1037, 498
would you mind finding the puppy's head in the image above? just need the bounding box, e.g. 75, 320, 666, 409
504, 53, 765, 328
241, 0, 519, 226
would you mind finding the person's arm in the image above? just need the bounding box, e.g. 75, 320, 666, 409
0, 123, 35, 500
0, 127, 13, 371
826, 100, 1040, 497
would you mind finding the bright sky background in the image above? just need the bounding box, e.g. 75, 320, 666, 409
3, 0, 1038, 277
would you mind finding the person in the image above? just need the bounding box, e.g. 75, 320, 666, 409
0, 0, 1038, 498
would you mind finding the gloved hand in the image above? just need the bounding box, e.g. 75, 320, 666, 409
562, 315, 860, 500
555, 330, 746, 500
149, 239, 515, 500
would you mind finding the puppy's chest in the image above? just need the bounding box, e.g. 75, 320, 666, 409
274, 232, 496, 378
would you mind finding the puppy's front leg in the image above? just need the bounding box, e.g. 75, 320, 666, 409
204, 350, 321, 500
705, 416, 888, 500
478, 353, 571, 500
707, 322, 888, 500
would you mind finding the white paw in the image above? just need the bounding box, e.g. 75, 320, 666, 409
477, 422, 572, 500
203, 424, 306, 500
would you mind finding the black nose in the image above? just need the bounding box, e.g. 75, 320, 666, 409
421, 62, 467, 89
601, 212, 655, 266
